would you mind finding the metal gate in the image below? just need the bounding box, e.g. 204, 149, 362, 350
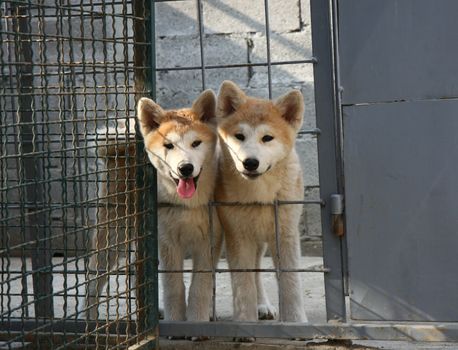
157, 0, 458, 343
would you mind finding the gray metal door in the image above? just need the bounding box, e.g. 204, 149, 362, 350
339, 0, 458, 321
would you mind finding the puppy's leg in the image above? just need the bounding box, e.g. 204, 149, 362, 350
160, 243, 186, 321
85, 249, 106, 320
187, 246, 212, 321
256, 243, 276, 320
226, 233, 257, 322
187, 222, 223, 322
84, 224, 116, 320
268, 233, 307, 322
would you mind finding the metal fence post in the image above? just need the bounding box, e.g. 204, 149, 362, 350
133, 0, 158, 346
14, 2, 54, 319
310, 0, 346, 322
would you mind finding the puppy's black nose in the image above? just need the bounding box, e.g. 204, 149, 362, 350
178, 163, 194, 177
243, 158, 259, 171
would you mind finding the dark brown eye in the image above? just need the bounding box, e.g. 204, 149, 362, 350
164, 143, 174, 150
192, 140, 202, 148
262, 135, 274, 143
235, 133, 245, 141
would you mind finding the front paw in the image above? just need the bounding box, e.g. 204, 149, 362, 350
233, 337, 255, 343
187, 336, 210, 342
258, 303, 277, 320
167, 336, 186, 340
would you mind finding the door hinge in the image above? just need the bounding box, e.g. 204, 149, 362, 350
330, 194, 344, 236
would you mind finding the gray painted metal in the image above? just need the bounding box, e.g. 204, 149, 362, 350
311, 0, 346, 321
159, 321, 458, 342
338, 0, 458, 105
343, 100, 458, 321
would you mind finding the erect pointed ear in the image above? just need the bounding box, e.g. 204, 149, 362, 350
217, 80, 247, 118
137, 97, 165, 136
275, 90, 304, 131
192, 89, 216, 123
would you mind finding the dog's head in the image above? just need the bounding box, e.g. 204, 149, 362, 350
137, 90, 217, 199
217, 81, 304, 180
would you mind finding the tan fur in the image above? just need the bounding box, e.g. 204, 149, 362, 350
84, 127, 138, 319
216, 81, 307, 322
84, 91, 222, 323
138, 90, 222, 322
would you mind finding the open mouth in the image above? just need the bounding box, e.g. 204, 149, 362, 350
242, 172, 261, 179
171, 173, 200, 199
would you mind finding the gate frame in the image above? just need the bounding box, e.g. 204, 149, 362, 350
157, 0, 458, 343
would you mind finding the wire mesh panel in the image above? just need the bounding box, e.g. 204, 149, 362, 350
0, 0, 157, 349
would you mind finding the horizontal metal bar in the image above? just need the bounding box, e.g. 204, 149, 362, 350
0, 320, 137, 338
206, 200, 325, 207
298, 128, 321, 135
158, 266, 329, 273
1, 292, 135, 300
3, 269, 136, 276
156, 58, 317, 72
2, 0, 144, 21
1, 0, 133, 9
159, 321, 458, 342
1, 266, 327, 277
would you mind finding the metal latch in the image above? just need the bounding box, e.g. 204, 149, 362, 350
330, 194, 344, 236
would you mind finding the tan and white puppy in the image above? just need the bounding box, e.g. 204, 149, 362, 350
84, 124, 138, 320
138, 90, 222, 322
216, 81, 307, 323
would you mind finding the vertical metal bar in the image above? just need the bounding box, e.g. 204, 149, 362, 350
310, 0, 346, 321
263, 0, 272, 99
122, 0, 133, 338
273, 200, 283, 320
100, 3, 112, 347
109, 0, 122, 343
196, 0, 206, 90
89, 0, 102, 344
133, 0, 158, 346
0, 2, 13, 341
207, 203, 216, 322
15, 1, 54, 319
330, 0, 348, 296
17, 0, 29, 323
56, 2, 68, 346
65, 0, 82, 344
64, 0, 87, 326
38, 0, 52, 327
81, 0, 92, 345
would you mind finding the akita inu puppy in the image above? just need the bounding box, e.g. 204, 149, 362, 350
137, 90, 222, 322
216, 81, 307, 323
83, 121, 138, 320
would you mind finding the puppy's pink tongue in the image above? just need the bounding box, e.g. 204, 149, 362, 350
177, 178, 196, 199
